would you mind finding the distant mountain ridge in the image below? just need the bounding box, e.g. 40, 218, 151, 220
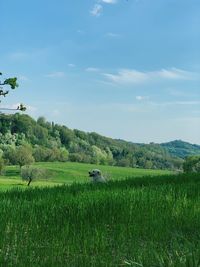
161, 140, 200, 159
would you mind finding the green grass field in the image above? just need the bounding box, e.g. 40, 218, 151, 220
0, 162, 172, 190
0, 163, 199, 266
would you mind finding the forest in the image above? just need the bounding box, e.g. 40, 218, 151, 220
1, 113, 198, 171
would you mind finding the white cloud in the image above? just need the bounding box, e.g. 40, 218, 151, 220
136, 96, 149, 101
151, 100, 200, 107
100, 0, 117, 3
158, 68, 194, 80
106, 32, 121, 38
90, 0, 117, 17
85, 67, 100, 72
68, 63, 76, 68
104, 69, 148, 84
104, 68, 196, 84
90, 4, 103, 17
45, 72, 66, 78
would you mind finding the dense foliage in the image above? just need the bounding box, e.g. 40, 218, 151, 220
0, 113, 188, 170
161, 140, 200, 158
0, 173, 199, 266
183, 155, 200, 173
0, 158, 4, 175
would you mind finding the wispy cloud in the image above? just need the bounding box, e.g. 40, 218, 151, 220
90, 4, 103, 17
136, 96, 149, 101
45, 72, 66, 78
159, 68, 194, 80
85, 67, 100, 72
68, 63, 76, 68
105, 32, 121, 38
169, 89, 198, 98
90, 0, 117, 17
100, 0, 117, 4
104, 69, 148, 84
104, 68, 196, 84
151, 100, 200, 107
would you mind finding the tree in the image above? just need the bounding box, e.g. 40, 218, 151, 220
15, 145, 35, 168
91, 145, 108, 164
0, 157, 5, 175
2, 146, 17, 165
0, 72, 26, 111
183, 156, 200, 173
33, 146, 50, 162
21, 165, 47, 186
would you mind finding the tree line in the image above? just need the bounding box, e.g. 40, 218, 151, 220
0, 113, 184, 172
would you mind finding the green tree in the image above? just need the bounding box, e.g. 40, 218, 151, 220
2, 146, 17, 165
0, 72, 26, 111
15, 145, 35, 168
59, 127, 74, 147
58, 147, 69, 162
0, 157, 5, 175
33, 125, 48, 145
0, 114, 12, 134
69, 153, 84, 162
21, 165, 47, 186
117, 158, 130, 167
183, 156, 200, 173
33, 146, 50, 162
91, 145, 107, 164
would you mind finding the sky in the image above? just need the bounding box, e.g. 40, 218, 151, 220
0, 0, 200, 144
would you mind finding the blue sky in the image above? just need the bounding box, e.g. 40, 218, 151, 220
0, 0, 200, 144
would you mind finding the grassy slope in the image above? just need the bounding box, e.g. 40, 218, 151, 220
0, 162, 172, 190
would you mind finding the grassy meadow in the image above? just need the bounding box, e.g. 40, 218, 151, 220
0, 163, 199, 266
0, 162, 172, 190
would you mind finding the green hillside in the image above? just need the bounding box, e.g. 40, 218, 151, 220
0, 162, 172, 190
161, 140, 200, 158
0, 113, 184, 171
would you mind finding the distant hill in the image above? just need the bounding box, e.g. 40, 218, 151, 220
161, 140, 200, 159
0, 113, 199, 170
